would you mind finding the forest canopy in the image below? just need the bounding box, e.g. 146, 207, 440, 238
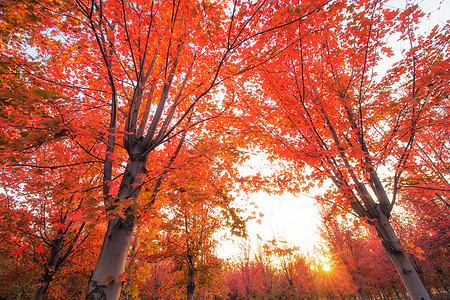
0, 0, 448, 299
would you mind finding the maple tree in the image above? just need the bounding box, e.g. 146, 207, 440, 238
248, 1, 449, 299
0, 138, 103, 300
116, 133, 248, 299
394, 190, 450, 296
254, 244, 278, 298
229, 239, 263, 299
0, 193, 39, 298
261, 239, 315, 299
394, 55, 450, 294
65, 1, 327, 298
0, 2, 106, 298
1, 0, 449, 298
2, 0, 328, 297
0, 161, 103, 299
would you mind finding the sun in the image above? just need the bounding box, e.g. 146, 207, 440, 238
323, 264, 331, 272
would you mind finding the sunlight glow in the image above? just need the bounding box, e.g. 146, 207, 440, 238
323, 264, 331, 272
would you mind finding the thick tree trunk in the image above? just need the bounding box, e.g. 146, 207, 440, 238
86, 214, 134, 299
31, 284, 47, 300
87, 158, 147, 300
375, 208, 431, 300
31, 280, 51, 300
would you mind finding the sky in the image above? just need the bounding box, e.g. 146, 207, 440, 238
217, 192, 323, 260
217, 150, 324, 260
216, 0, 449, 261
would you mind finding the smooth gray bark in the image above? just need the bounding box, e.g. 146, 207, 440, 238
374, 207, 431, 300
87, 158, 147, 299
86, 214, 134, 299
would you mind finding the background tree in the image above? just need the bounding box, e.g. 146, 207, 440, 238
144, 136, 245, 300
0, 3, 107, 296
261, 238, 316, 299
318, 212, 403, 299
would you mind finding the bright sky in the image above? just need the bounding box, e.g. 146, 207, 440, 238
217, 191, 322, 259
217, 0, 449, 261
217, 149, 324, 259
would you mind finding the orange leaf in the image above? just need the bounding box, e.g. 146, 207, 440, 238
117, 272, 128, 282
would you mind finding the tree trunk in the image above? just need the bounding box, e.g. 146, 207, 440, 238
187, 265, 196, 300
87, 158, 147, 300
435, 267, 450, 291
31, 283, 49, 300
393, 285, 402, 300
287, 278, 297, 300
31, 233, 65, 300
356, 288, 365, 300
86, 214, 134, 299
375, 208, 431, 300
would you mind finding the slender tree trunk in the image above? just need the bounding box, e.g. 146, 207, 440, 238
356, 288, 365, 300
287, 278, 297, 300
375, 208, 431, 300
154, 264, 161, 299
186, 264, 196, 300
245, 286, 251, 300
433, 282, 444, 300
87, 158, 147, 299
31, 234, 65, 300
435, 268, 450, 291
393, 286, 402, 300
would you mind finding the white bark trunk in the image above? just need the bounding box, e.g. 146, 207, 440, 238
375, 207, 431, 300
86, 215, 134, 299
87, 158, 147, 299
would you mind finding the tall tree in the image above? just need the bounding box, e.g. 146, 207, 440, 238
0, 2, 106, 297
2, 0, 326, 298
69, 1, 326, 297
72, 1, 328, 299
252, 1, 449, 298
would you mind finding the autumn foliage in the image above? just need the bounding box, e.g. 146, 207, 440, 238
0, 0, 449, 299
